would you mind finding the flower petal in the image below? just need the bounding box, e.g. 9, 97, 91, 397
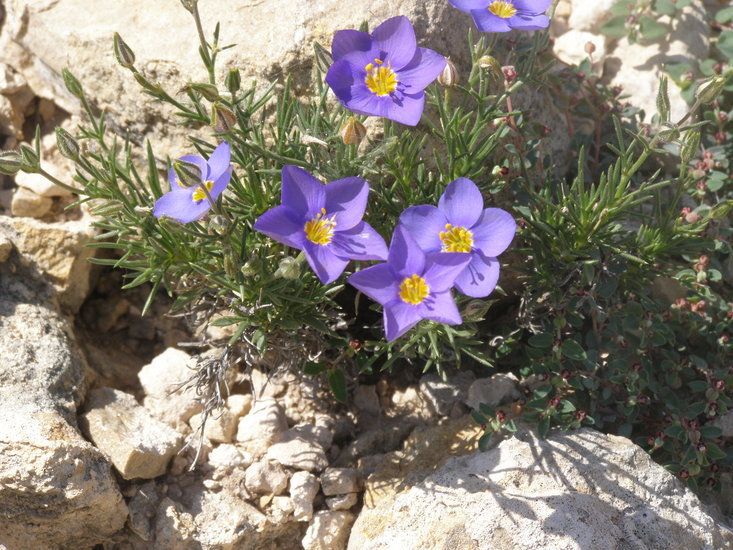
508, 13, 550, 30
281, 165, 326, 218
454, 253, 501, 298
331, 29, 373, 65
303, 241, 350, 284
471, 207, 516, 257
438, 178, 484, 228
331, 222, 388, 261
398, 205, 445, 253
422, 252, 472, 293
324, 177, 368, 230
388, 225, 425, 278
384, 92, 425, 126
371, 16, 417, 70
153, 188, 210, 223
513, 0, 552, 13
326, 59, 359, 101
448, 0, 489, 11
209, 167, 232, 200
471, 9, 512, 32
424, 290, 463, 325
384, 299, 424, 341
396, 47, 446, 92
206, 141, 231, 182
253, 205, 306, 249
348, 263, 399, 306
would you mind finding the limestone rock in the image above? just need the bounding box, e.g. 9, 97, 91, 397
710, 411, 733, 438
154, 497, 198, 550
128, 481, 160, 542
15, 167, 74, 198
567, 0, 618, 32
465, 372, 521, 411
0, 232, 11, 262
290, 471, 320, 522
553, 30, 606, 73
208, 443, 253, 472
80, 387, 184, 480
191, 486, 267, 549
227, 393, 253, 418
320, 468, 361, 496
245, 460, 290, 495
189, 408, 238, 444
326, 493, 359, 511
10, 186, 53, 218
349, 427, 733, 550
303, 511, 355, 550
419, 371, 475, 416
266, 423, 330, 473
236, 398, 289, 458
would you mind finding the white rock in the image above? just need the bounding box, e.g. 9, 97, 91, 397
326, 493, 359, 511
419, 371, 475, 416
227, 393, 253, 418
553, 30, 606, 73
189, 408, 238, 444
270, 495, 296, 523
154, 497, 198, 549
193, 487, 267, 549
348, 428, 733, 549
290, 471, 320, 522
303, 511, 355, 550
0, 232, 12, 262
10, 186, 53, 218
709, 411, 733, 438
80, 387, 183, 480
245, 460, 289, 495
236, 398, 288, 458
320, 468, 361, 496
568, 0, 618, 32
465, 373, 521, 412
15, 166, 73, 197
208, 443, 253, 471
266, 424, 329, 473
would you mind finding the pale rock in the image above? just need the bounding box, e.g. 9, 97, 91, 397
208, 443, 253, 471
335, 419, 417, 468
0, 216, 96, 312
605, 0, 709, 123
349, 427, 733, 550
326, 493, 359, 511
321, 468, 361, 496
290, 471, 320, 522
245, 460, 289, 495
80, 387, 184, 480
419, 371, 475, 416
192, 486, 267, 549
568, 0, 619, 32
226, 393, 253, 418
250, 366, 288, 399
154, 497, 198, 550
236, 398, 288, 458
465, 372, 521, 411
189, 408, 238, 444
270, 495, 296, 523
709, 411, 733, 438
303, 511, 355, 550
553, 30, 607, 74
15, 165, 74, 197
353, 385, 381, 416
10, 186, 52, 218
391, 386, 434, 420
0, 232, 11, 262
266, 423, 329, 472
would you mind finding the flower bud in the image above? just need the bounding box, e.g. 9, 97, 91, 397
113, 33, 136, 70
188, 83, 220, 102
695, 75, 729, 105
0, 151, 23, 175
437, 58, 457, 88
275, 256, 301, 280
208, 215, 230, 235
19, 145, 41, 173
339, 116, 367, 146
225, 69, 241, 95
584, 41, 596, 55
55, 127, 80, 161
478, 55, 500, 76
62, 68, 84, 99
173, 159, 202, 188
211, 103, 237, 134
179, 0, 197, 13
502, 65, 517, 82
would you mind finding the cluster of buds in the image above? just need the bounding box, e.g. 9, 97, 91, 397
646, 431, 666, 450
673, 298, 707, 317
679, 207, 701, 224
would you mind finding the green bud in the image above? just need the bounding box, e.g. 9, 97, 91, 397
179, 0, 197, 13
695, 74, 729, 105
211, 103, 237, 134
339, 116, 367, 146
62, 68, 84, 99
477, 55, 501, 77
208, 215, 230, 235
55, 127, 80, 161
173, 159, 202, 188
656, 76, 670, 123
19, 145, 41, 173
113, 33, 136, 70
680, 129, 700, 166
0, 151, 22, 175
188, 82, 220, 102
225, 69, 241, 95
275, 256, 301, 280
437, 58, 458, 88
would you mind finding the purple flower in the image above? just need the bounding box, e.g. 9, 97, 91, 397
153, 141, 232, 223
348, 225, 471, 342
325, 16, 446, 126
448, 0, 551, 33
398, 177, 515, 298
254, 166, 388, 284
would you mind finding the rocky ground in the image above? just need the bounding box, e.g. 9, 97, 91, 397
1, 1, 732, 549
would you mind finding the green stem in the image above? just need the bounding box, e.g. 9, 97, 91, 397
191, 2, 215, 84
38, 167, 84, 195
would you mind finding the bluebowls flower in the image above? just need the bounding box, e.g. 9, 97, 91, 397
448, 0, 551, 33
254, 166, 388, 284
348, 225, 471, 342
325, 16, 446, 126
153, 141, 232, 223
398, 177, 516, 298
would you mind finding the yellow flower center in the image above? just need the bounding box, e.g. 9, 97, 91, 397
364, 58, 399, 97
439, 223, 474, 253
191, 180, 214, 203
399, 274, 430, 305
488, 1, 517, 18
304, 208, 337, 245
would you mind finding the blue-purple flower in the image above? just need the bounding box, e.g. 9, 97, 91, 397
254, 166, 388, 284
448, 0, 551, 33
348, 225, 471, 342
398, 177, 515, 298
325, 16, 446, 126
153, 141, 232, 223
